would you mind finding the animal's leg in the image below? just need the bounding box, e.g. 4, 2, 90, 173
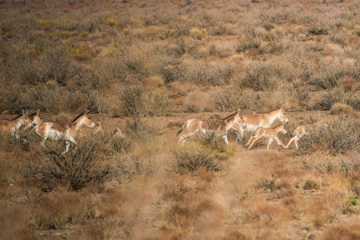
294, 138, 299, 150
248, 136, 261, 150
12, 132, 18, 140
179, 130, 198, 145
246, 134, 257, 146
233, 128, 240, 144
40, 137, 48, 148
274, 136, 286, 148
267, 137, 274, 150
233, 128, 242, 144
69, 137, 78, 150
62, 140, 70, 154
285, 136, 296, 148
222, 134, 228, 144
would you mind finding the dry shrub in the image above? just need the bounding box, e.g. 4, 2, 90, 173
308, 24, 328, 35
299, 116, 360, 155
303, 179, 320, 190
91, 188, 125, 219
241, 63, 278, 91
339, 76, 357, 92
213, 86, 257, 112
320, 223, 360, 240
301, 154, 344, 175
174, 144, 223, 173
306, 197, 336, 229
31, 139, 110, 191
177, 60, 223, 85
75, 224, 106, 240
117, 85, 171, 141
257, 97, 278, 113
0, 205, 36, 240
238, 198, 291, 229
118, 85, 173, 118
235, 27, 261, 53
330, 103, 353, 115
174, 134, 235, 173
33, 191, 89, 230
114, 153, 156, 184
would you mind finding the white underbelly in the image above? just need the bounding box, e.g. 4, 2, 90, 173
244, 125, 259, 132
47, 130, 64, 140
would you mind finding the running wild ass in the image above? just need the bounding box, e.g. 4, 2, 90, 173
232, 106, 289, 143
0, 110, 33, 139
177, 109, 246, 145
246, 124, 287, 150
16, 109, 43, 139
286, 121, 328, 150
35, 111, 96, 154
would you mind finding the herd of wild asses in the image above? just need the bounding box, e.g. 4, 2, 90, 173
0, 106, 324, 153
177, 106, 326, 150
0, 110, 122, 154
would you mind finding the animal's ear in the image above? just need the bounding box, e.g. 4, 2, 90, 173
98, 120, 101, 125
237, 108, 241, 113
281, 103, 285, 109
37, 109, 40, 114
84, 109, 89, 114
116, 127, 120, 131
22, 109, 25, 115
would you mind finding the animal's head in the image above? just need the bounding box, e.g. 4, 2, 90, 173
114, 127, 126, 138
32, 109, 43, 126
94, 120, 103, 133
279, 124, 287, 134
21, 109, 33, 128
278, 105, 289, 124
235, 108, 244, 119
82, 110, 96, 128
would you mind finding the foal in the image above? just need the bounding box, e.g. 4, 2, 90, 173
93, 120, 125, 138
177, 109, 245, 145
286, 121, 328, 150
35, 111, 96, 154
246, 125, 287, 150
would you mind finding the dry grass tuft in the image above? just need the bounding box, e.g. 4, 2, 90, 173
34, 191, 89, 230
320, 223, 360, 240
330, 103, 353, 115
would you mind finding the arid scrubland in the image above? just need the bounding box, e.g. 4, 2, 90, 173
1, 0, 360, 239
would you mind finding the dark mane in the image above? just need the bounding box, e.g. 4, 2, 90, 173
12, 114, 23, 120
29, 112, 38, 118
71, 112, 85, 123
222, 111, 237, 120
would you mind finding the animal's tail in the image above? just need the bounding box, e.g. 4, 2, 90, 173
177, 121, 188, 136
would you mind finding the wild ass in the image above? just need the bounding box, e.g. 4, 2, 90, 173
93, 120, 125, 138
177, 109, 246, 145
232, 106, 289, 143
246, 124, 287, 150
0, 110, 33, 139
35, 111, 96, 154
16, 109, 43, 139
286, 121, 328, 150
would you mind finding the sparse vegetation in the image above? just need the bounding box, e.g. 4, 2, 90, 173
1, 0, 360, 239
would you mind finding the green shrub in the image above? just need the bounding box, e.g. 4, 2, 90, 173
346, 196, 357, 206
